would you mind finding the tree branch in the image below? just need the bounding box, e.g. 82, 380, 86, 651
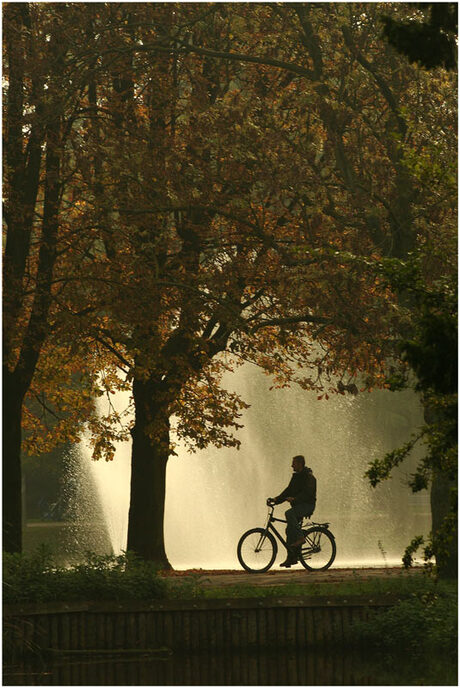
341, 24, 407, 138
250, 313, 331, 334
174, 41, 315, 80
94, 335, 131, 370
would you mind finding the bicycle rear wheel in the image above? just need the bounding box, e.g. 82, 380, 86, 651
237, 527, 277, 573
299, 526, 336, 571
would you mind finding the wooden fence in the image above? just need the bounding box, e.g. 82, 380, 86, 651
4, 596, 392, 659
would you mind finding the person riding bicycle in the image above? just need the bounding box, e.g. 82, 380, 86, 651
268, 455, 316, 567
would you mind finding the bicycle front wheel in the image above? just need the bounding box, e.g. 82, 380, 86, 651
237, 527, 277, 573
299, 526, 336, 571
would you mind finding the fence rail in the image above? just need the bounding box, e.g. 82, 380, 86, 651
4, 597, 392, 658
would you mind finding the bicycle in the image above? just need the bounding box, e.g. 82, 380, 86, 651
237, 499, 336, 573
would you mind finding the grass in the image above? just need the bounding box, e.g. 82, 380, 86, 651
200, 573, 455, 600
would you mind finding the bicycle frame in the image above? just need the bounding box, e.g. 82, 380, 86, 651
265, 514, 290, 550
260, 506, 326, 553
260, 506, 295, 552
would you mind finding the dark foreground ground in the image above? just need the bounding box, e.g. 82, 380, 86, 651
162, 565, 423, 586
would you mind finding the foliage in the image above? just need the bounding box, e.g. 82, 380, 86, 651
360, 651, 457, 687
367, 254, 457, 464
366, 252, 457, 572
402, 535, 426, 569
366, 434, 423, 487
2, 548, 204, 603
3, 3, 457, 562
73, 7, 455, 429
8, 1, 453, 453
369, 1, 458, 578
352, 588, 457, 658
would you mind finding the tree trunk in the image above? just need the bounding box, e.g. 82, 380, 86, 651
127, 376, 171, 568
430, 471, 457, 578
424, 405, 457, 578
3, 368, 25, 553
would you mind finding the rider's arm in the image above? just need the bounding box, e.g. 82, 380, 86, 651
273, 481, 293, 505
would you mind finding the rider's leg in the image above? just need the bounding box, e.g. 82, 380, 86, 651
279, 507, 303, 566
281, 504, 315, 566
285, 507, 302, 547
286, 503, 314, 547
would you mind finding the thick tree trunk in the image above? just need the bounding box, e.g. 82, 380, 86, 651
127, 376, 171, 568
3, 368, 25, 553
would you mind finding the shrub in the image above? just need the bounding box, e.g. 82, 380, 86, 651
3, 547, 201, 603
353, 589, 457, 657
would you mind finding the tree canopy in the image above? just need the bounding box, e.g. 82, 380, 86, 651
3, 3, 456, 565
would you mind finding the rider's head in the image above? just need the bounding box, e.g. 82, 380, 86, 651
292, 455, 305, 472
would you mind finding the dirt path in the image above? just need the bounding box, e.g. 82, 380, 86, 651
163, 566, 423, 587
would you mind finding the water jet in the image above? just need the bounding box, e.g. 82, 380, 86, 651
87, 365, 431, 569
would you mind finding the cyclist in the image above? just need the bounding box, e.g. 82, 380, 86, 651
268, 454, 316, 567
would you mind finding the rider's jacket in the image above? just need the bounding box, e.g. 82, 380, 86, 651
274, 467, 316, 509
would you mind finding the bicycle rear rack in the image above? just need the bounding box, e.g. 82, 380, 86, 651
306, 521, 330, 529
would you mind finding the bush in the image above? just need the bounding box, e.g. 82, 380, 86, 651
353, 588, 457, 657
3, 547, 201, 603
